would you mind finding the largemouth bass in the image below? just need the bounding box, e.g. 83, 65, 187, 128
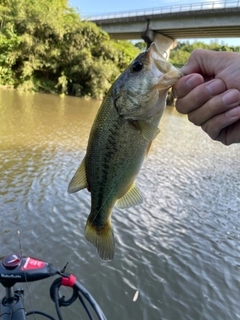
68, 43, 183, 260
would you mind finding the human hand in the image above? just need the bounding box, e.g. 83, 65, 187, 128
172, 49, 240, 145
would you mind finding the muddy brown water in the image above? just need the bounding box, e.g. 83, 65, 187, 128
0, 89, 240, 319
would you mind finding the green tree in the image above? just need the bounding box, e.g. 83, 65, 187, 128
134, 41, 146, 51
169, 40, 240, 68
0, 22, 20, 84
0, 0, 140, 98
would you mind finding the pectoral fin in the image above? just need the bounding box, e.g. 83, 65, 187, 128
116, 183, 143, 209
68, 157, 87, 193
137, 120, 160, 141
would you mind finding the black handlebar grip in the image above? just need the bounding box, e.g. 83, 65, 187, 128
0, 254, 59, 287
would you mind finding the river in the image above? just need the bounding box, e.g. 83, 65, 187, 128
0, 88, 240, 320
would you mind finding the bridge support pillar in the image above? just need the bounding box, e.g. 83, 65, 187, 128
142, 29, 177, 58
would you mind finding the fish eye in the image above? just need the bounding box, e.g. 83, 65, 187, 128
131, 61, 143, 72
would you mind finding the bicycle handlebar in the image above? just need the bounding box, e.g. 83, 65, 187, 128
0, 254, 107, 320
0, 254, 60, 287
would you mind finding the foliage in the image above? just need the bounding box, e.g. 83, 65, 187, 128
134, 41, 147, 51
0, 22, 20, 85
0, 0, 140, 98
1, 0, 239, 99
133, 40, 240, 69
170, 40, 240, 67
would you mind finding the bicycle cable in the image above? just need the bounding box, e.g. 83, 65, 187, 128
49, 275, 107, 320
18, 231, 37, 320
26, 310, 56, 320
0, 233, 107, 320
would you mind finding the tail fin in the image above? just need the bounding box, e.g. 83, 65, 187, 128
84, 219, 115, 261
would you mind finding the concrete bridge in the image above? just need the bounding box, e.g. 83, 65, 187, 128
88, 0, 240, 54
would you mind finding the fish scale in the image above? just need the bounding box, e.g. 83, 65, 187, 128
68, 43, 183, 260
86, 94, 147, 207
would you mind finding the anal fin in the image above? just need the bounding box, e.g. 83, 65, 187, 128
116, 183, 143, 209
68, 157, 87, 193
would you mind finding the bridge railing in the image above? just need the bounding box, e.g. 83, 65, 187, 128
86, 0, 240, 20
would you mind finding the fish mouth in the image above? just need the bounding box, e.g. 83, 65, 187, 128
148, 42, 166, 60
148, 42, 183, 89
148, 42, 171, 74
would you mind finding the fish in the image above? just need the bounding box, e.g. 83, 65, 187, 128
68, 42, 183, 260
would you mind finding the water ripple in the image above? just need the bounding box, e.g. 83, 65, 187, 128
1, 91, 240, 319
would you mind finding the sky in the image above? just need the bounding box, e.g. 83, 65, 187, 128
69, 0, 240, 46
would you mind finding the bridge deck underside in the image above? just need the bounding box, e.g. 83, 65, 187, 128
109, 26, 240, 40
92, 8, 240, 40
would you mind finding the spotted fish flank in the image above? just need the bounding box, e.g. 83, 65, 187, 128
68, 43, 183, 260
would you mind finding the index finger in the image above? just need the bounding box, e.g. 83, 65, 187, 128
172, 74, 204, 99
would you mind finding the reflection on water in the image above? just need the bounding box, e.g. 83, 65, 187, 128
0, 89, 240, 319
